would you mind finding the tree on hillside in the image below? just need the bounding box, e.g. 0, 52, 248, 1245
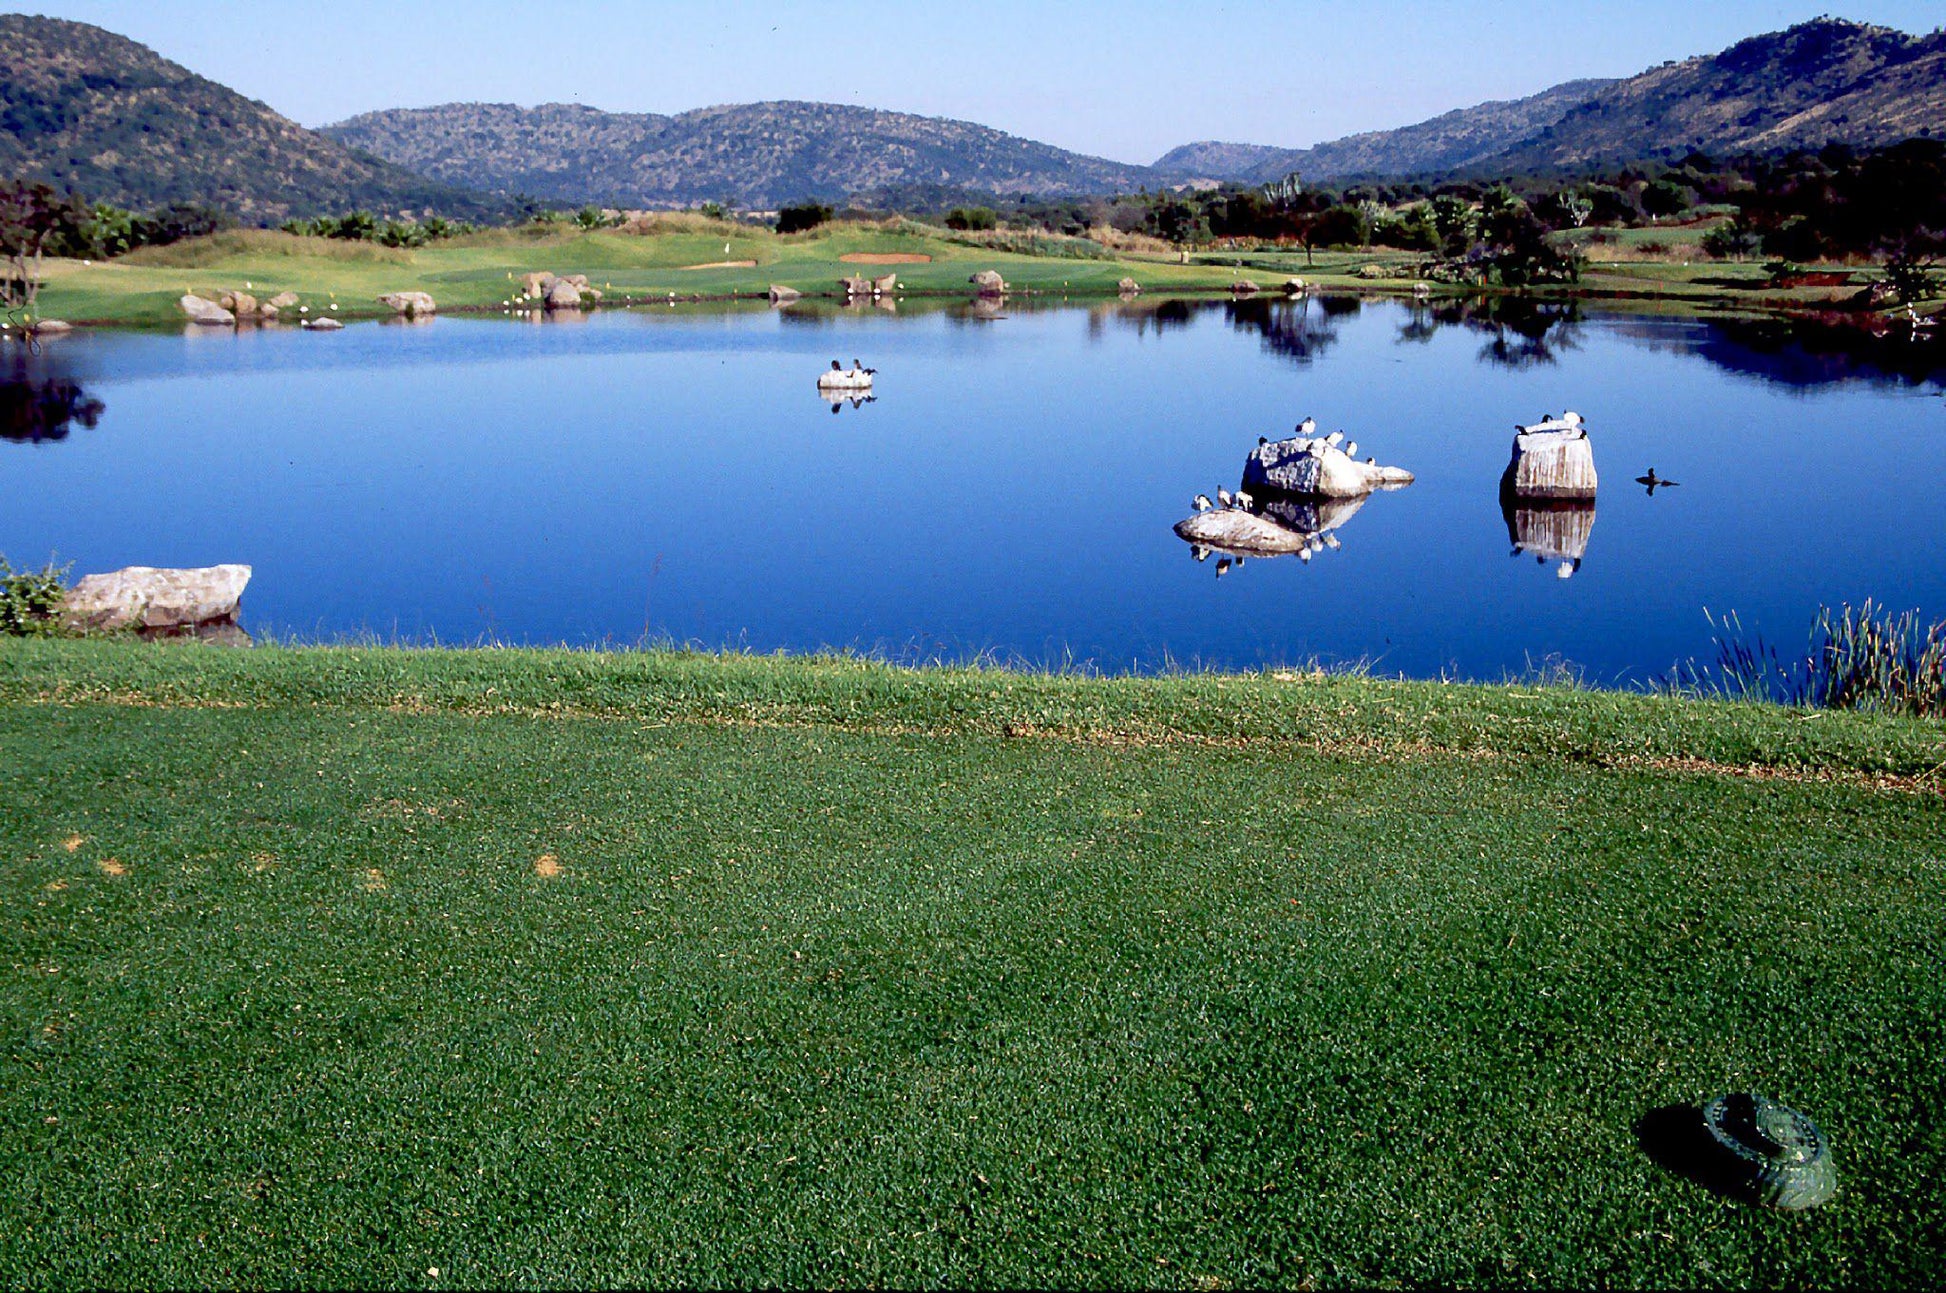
0, 181, 90, 314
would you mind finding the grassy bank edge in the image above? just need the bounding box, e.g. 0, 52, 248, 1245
4, 638, 1939, 785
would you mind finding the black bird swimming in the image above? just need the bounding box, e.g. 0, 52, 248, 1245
1635, 467, 1679, 494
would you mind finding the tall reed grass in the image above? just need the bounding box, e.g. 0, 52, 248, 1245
1664, 601, 1946, 717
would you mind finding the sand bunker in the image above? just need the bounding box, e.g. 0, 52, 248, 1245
679, 260, 759, 270
840, 253, 933, 264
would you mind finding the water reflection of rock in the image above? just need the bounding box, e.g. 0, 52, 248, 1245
818, 388, 877, 414
1503, 492, 1596, 580
1174, 493, 1369, 568
1, 369, 104, 444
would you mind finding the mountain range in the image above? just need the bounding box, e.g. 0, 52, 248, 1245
320, 100, 1159, 209
1164, 19, 1946, 183
0, 14, 499, 220
2, 14, 1943, 218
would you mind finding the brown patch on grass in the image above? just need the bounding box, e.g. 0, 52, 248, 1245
1602, 754, 1943, 797
534, 853, 562, 878
679, 259, 758, 270
44, 878, 68, 892
97, 858, 127, 877
840, 252, 932, 264
362, 868, 388, 892
61, 834, 86, 852
250, 851, 278, 872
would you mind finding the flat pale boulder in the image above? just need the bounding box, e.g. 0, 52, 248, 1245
303, 317, 345, 331
873, 272, 898, 294
970, 269, 1007, 296
767, 284, 802, 304
1118, 277, 1141, 295
544, 280, 583, 309
1231, 280, 1260, 295
266, 290, 300, 310
61, 564, 252, 632
180, 294, 234, 325
28, 319, 73, 334
377, 291, 437, 316
1244, 435, 1414, 498
1174, 509, 1315, 556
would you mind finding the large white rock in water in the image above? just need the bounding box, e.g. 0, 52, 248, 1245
1504, 414, 1596, 497
179, 294, 234, 326
1243, 436, 1414, 498
61, 565, 252, 632
377, 291, 437, 316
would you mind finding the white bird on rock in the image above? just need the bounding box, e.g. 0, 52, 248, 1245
1345, 441, 1358, 459
1217, 488, 1234, 508
1193, 494, 1213, 513
1325, 431, 1344, 448
1297, 416, 1317, 436
1233, 491, 1253, 511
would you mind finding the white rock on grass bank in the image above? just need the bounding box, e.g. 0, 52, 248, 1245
61, 564, 252, 632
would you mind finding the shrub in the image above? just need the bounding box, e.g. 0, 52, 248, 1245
776, 202, 834, 235
943, 206, 998, 231
0, 554, 70, 636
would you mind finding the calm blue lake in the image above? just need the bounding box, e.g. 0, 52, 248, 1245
4, 297, 1943, 682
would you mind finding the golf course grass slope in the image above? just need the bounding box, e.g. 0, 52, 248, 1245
2, 640, 1942, 1286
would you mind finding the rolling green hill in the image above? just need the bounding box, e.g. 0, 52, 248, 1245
322, 100, 1164, 208
0, 14, 501, 220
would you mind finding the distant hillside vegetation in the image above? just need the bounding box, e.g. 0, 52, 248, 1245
1158, 81, 1618, 183
0, 14, 500, 220
321, 100, 1163, 208
1496, 19, 1946, 171
1158, 19, 1945, 184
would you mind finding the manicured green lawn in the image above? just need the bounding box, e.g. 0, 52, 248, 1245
29, 223, 1306, 328
2, 641, 1941, 1287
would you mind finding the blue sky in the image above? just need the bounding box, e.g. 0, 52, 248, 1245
24, 2, 1946, 162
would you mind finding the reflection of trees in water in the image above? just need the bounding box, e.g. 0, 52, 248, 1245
1458, 297, 1583, 369
2, 364, 104, 444
1093, 297, 1196, 338
1390, 296, 1584, 368
1684, 318, 1946, 392
1226, 296, 1347, 366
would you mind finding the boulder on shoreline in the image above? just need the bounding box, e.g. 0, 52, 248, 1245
303, 317, 345, 331
60, 564, 252, 633
544, 280, 583, 310
1231, 279, 1260, 295
179, 295, 234, 326
767, 284, 802, 304
1118, 277, 1141, 295
970, 269, 1008, 296
377, 291, 437, 317
266, 291, 300, 310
